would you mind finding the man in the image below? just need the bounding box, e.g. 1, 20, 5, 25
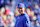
15, 3, 30, 27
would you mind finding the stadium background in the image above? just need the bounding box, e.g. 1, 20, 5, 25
0, 0, 40, 27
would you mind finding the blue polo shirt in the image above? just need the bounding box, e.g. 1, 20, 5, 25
15, 13, 30, 27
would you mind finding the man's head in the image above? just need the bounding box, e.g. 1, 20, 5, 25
17, 3, 25, 14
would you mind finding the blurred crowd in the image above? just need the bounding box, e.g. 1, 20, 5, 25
0, 0, 40, 27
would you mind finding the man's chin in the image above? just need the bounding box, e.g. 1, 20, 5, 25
20, 13, 23, 14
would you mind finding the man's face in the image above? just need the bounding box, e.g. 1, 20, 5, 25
18, 7, 25, 14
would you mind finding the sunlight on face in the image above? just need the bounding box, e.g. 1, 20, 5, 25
18, 7, 25, 14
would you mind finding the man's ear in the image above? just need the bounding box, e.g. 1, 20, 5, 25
24, 7, 25, 9
16, 6, 18, 8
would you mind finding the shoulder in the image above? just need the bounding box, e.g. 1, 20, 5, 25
24, 12, 30, 22
24, 12, 29, 18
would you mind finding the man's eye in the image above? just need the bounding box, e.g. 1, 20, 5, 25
18, 8, 22, 9
19, 8, 22, 9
